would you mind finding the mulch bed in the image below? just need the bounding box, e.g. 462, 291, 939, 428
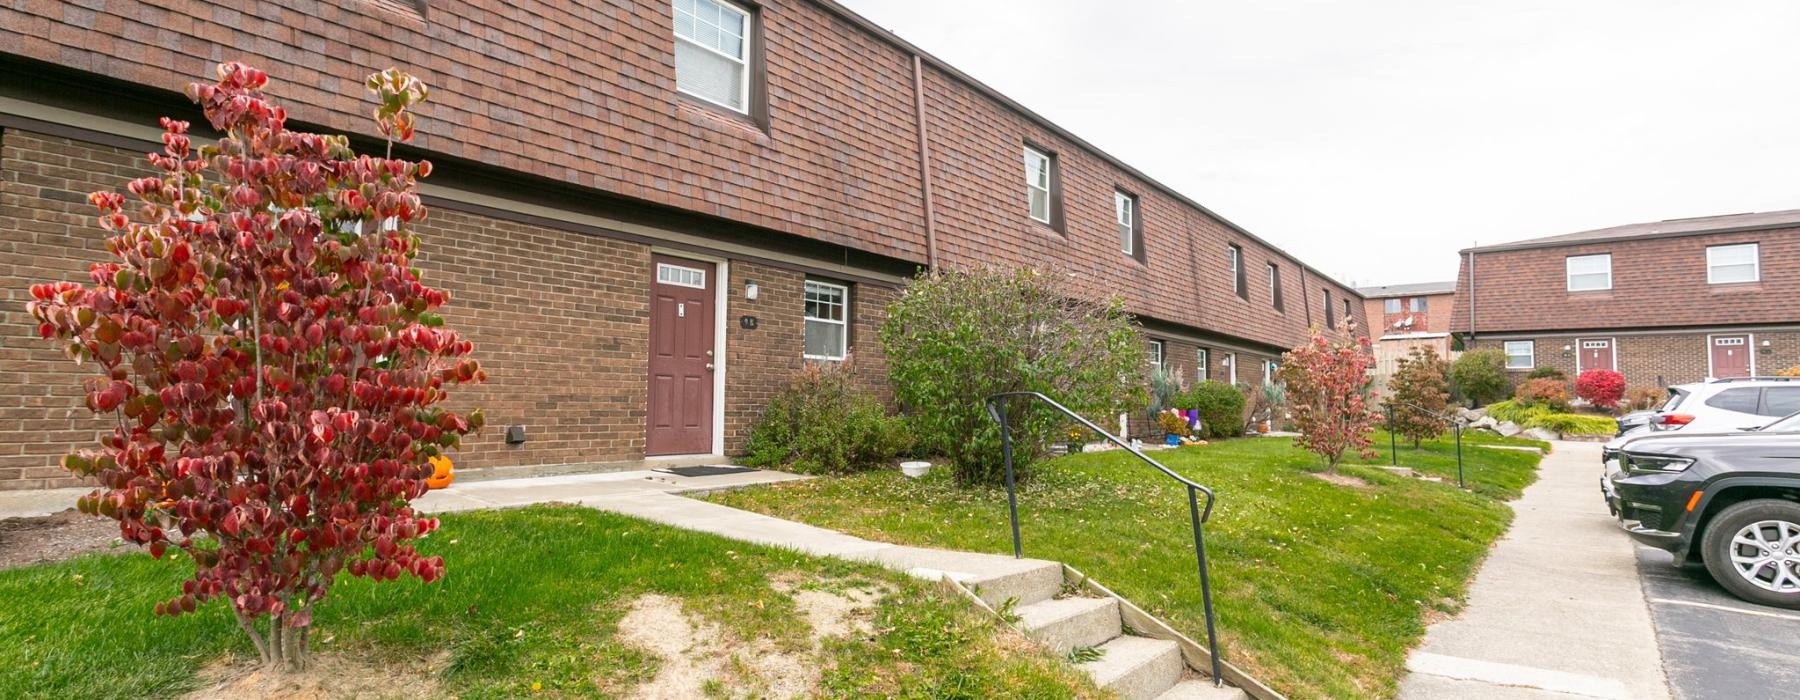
0, 510, 123, 570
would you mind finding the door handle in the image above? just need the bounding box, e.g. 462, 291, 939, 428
705, 363, 715, 371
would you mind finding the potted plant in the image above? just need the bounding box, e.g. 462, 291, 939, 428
1157, 409, 1191, 446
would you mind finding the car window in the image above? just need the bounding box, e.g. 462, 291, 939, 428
1760, 387, 1800, 417
1660, 389, 1686, 412
1703, 387, 1761, 414
1763, 411, 1800, 432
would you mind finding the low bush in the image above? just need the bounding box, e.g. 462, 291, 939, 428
1175, 381, 1247, 439
1450, 349, 1510, 406
1513, 377, 1571, 410
1624, 386, 1665, 411
1527, 366, 1567, 381
1779, 364, 1800, 378
743, 362, 909, 475
1484, 399, 1614, 435
1574, 369, 1626, 410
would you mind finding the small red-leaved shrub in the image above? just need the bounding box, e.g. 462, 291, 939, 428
1574, 369, 1626, 410
1513, 377, 1571, 410
24, 63, 484, 670
1276, 326, 1379, 474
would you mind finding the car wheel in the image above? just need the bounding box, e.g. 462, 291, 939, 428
1702, 499, 1800, 610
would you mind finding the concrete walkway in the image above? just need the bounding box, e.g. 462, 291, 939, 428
1398, 441, 1670, 700
414, 467, 1064, 592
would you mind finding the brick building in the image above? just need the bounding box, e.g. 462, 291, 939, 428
0, 0, 1365, 490
1357, 281, 1456, 391
1451, 210, 1800, 390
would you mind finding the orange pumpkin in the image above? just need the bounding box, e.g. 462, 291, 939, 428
425, 455, 455, 489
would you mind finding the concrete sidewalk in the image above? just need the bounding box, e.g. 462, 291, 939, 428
1398, 441, 1669, 700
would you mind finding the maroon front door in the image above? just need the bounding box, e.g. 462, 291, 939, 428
1711, 335, 1751, 378
1578, 338, 1614, 373
646, 256, 716, 455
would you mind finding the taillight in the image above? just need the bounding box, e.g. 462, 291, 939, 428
1657, 413, 1695, 428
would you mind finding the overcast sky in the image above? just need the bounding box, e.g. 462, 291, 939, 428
840, 0, 1800, 287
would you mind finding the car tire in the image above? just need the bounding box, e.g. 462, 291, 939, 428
1702, 499, 1800, 610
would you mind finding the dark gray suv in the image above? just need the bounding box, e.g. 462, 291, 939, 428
1605, 412, 1800, 609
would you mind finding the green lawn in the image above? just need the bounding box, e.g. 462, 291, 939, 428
0, 505, 1100, 699
707, 431, 1546, 699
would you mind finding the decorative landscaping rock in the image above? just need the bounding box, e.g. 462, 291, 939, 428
1496, 421, 1524, 437
1471, 416, 1498, 430
1524, 427, 1562, 442
1456, 407, 1487, 423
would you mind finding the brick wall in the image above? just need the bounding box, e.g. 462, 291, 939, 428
1471, 330, 1800, 390
1453, 229, 1800, 334
2, 0, 1362, 350
0, 129, 125, 489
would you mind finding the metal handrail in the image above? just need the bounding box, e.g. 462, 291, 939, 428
1381, 400, 1465, 488
983, 391, 1222, 687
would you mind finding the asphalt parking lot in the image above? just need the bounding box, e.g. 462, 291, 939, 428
1635, 546, 1800, 700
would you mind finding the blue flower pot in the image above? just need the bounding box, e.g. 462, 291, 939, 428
1164, 434, 1181, 446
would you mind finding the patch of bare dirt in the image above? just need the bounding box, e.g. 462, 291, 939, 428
619, 582, 886, 699
1310, 472, 1372, 489
0, 509, 121, 570
184, 652, 446, 700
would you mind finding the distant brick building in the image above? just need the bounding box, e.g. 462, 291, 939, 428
0, 0, 1365, 490
1358, 281, 1456, 391
1451, 210, 1800, 389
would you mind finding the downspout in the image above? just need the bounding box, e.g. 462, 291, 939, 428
910, 54, 940, 270
1467, 248, 1477, 342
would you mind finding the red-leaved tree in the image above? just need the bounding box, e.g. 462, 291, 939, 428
1574, 369, 1626, 411
24, 63, 484, 671
1277, 326, 1379, 474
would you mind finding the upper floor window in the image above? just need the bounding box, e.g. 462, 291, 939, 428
1228, 245, 1245, 299
1344, 298, 1352, 325
1115, 190, 1140, 258
1503, 340, 1534, 370
1383, 298, 1401, 313
673, 0, 753, 113
1147, 339, 1165, 370
803, 280, 848, 360
1267, 263, 1283, 311
1707, 243, 1759, 284
1323, 289, 1335, 328
1408, 296, 1426, 312
1023, 145, 1060, 227
1566, 254, 1611, 291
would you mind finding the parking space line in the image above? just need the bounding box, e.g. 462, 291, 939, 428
1648, 597, 1800, 623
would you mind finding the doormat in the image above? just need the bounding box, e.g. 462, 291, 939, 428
653, 465, 758, 478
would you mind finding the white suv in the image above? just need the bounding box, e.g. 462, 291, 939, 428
1614, 377, 1800, 440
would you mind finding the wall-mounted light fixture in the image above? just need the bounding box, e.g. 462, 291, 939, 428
1762, 339, 1773, 355
744, 280, 759, 301
1561, 344, 1573, 357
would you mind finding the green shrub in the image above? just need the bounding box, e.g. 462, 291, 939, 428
1450, 349, 1509, 406
743, 362, 909, 475
1484, 399, 1614, 435
1527, 366, 1567, 381
881, 267, 1144, 486
1175, 381, 1249, 439
1533, 413, 1617, 435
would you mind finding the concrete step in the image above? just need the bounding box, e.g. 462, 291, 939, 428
967, 560, 1065, 610
1153, 679, 1250, 700
1016, 595, 1122, 654
1077, 635, 1184, 700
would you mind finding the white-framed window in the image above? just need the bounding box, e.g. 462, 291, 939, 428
656, 263, 707, 289
1263, 360, 1277, 385
1383, 298, 1401, 314
1147, 339, 1164, 370
803, 280, 848, 360
1706, 243, 1759, 284
1196, 348, 1209, 382
1566, 254, 1612, 291
1115, 190, 1135, 255
1323, 290, 1335, 328
672, 0, 752, 113
1408, 296, 1426, 312
1023, 145, 1053, 224
1503, 340, 1534, 370
1223, 352, 1237, 384
1228, 245, 1243, 297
